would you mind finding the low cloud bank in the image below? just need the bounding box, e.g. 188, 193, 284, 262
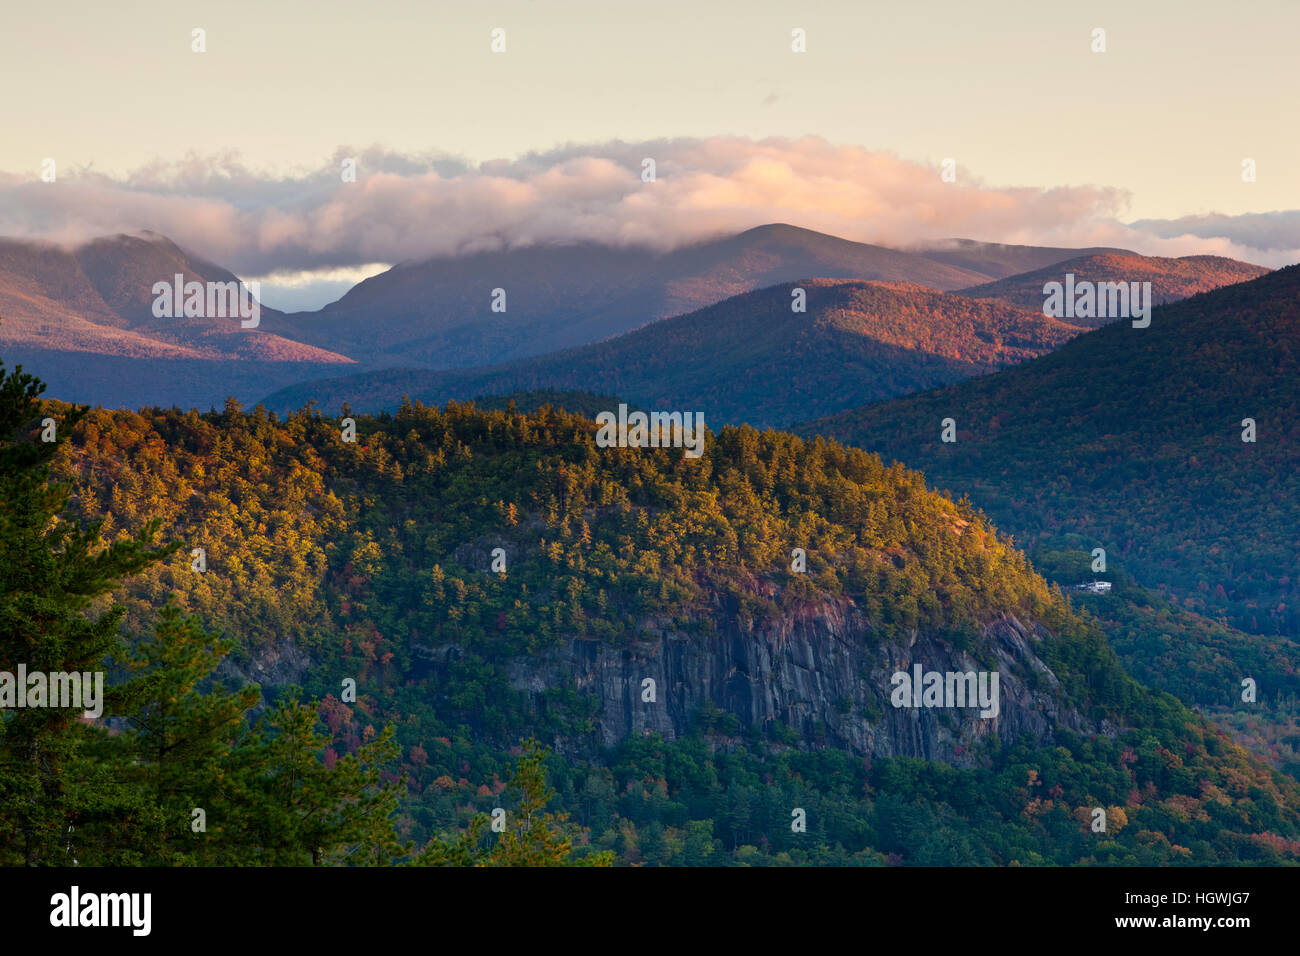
2, 138, 1295, 274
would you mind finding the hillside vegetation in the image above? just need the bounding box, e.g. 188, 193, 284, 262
802, 265, 1300, 637
262, 279, 1081, 426
957, 253, 1269, 323
24, 389, 1300, 864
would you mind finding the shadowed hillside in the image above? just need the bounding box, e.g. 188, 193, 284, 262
262, 278, 1083, 426
800, 265, 1300, 636
957, 252, 1268, 325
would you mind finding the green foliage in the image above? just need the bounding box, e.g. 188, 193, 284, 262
1032, 546, 1300, 707
415, 739, 613, 866
511, 724, 1300, 865
117, 602, 261, 863
56, 397, 1062, 681
802, 265, 1300, 638
9, 354, 1300, 866
0, 359, 408, 865
223, 690, 406, 866
0, 359, 178, 864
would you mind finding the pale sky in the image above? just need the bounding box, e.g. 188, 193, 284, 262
2, 0, 1295, 220
2, 0, 1298, 309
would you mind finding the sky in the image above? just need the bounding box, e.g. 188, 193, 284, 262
2, 0, 1297, 309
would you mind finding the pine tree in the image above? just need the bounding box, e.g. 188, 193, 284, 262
0, 361, 179, 865
118, 602, 262, 864
225, 689, 407, 865
414, 739, 613, 867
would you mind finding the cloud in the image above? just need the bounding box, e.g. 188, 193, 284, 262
0, 137, 1293, 274
1124, 211, 1300, 266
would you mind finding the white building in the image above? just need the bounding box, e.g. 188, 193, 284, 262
1074, 581, 1112, 594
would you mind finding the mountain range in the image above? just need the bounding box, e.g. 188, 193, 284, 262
261, 278, 1083, 426
956, 252, 1268, 323
0, 233, 353, 409
262, 224, 1122, 369
7, 220, 1299, 866
800, 265, 1300, 638
0, 224, 1267, 412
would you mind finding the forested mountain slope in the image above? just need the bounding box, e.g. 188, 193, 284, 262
956, 252, 1268, 323
801, 265, 1300, 637
35, 395, 1300, 864
262, 279, 1081, 425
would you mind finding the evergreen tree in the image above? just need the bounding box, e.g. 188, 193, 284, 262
415, 739, 613, 867
0, 361, 178, 864
119, 602, 261, 864
225, 689, 406, 865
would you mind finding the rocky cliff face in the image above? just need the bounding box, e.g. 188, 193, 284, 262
218, 637, 314, 688
230, 588, 1100, 768
492, 594, 1099, 767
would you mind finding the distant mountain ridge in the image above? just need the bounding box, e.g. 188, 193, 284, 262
261, 278, 1084, 426
798, 264, 1300, 636
264, 224, 1040, 370
906, 238, 1133, 277
957, 252, 1270, 324
0, 232, 325, 357
0, 232, 354, 410
0, 224, 1272, 411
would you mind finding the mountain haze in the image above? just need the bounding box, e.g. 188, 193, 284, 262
0, 232, 354, 409
266, 224, 1018, 369
261, 279, 1084, 426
